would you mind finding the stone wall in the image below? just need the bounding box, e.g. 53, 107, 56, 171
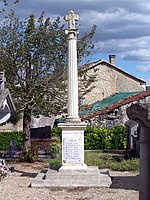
82, 63, 145, 105
0, 115, 56, 132
0, 118, 23, 132
115, 70, 144, 93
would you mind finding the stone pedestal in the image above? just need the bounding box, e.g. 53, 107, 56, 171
59, 123, 87, 171
127, 103, 150, 200
58, 11, 87, 171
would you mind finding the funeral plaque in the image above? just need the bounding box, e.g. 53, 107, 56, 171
63, 137, 82, 163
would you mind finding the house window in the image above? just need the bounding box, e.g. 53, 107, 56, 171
79, 98, 86, 106
106, 120, 114, 128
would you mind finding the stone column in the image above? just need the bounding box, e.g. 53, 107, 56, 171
58, 11, 87, 171
64, 10, 81, 123
127, 103, 150, 200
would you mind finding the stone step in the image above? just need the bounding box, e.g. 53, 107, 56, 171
31, 166, 112, 188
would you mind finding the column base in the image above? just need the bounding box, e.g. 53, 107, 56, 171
65, 116, 81, 123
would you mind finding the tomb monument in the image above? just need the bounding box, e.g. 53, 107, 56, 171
31, 11, 111, 188
127, 103, 150, 200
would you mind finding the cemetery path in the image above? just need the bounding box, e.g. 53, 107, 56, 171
0, 162, 139, 200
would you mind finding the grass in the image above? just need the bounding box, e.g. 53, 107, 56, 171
48, 157, 61, 169
48, 150, 140, 172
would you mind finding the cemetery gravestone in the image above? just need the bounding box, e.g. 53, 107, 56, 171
30, 126, 51, 139
31, 126, 55, 154
127, 103, 150, 200
8, 140, 17, 158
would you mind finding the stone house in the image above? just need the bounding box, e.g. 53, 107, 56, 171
80, 91, 150, 156
79, 55, 149, 155
81, 55, 146, 105
80, 91, 150, 126
40, 55, 148, 153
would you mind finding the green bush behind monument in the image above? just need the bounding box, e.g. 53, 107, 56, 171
0, 125, 127, 151
0, 131, 23, 151
84, 125, 127, 150
51, 125, 127, 150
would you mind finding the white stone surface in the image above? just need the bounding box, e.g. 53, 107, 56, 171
59, 122, 87, 170
65, 11, 80, 123
58, 11, 87, 171
31, 166, 112, 188
64, 10, 79, 29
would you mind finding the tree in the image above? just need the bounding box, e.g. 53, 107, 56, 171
0, 0, 20, 15
0, 11, 96, 151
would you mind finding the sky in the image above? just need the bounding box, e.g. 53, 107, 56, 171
1, 0, 150, 85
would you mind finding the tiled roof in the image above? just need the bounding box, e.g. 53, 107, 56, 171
80, 91, 150, 119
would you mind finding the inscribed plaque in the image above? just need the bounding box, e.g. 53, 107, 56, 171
63, 137, 82, 163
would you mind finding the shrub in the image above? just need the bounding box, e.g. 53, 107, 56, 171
84, 125, 127, 150
49, 141, 61, 159
19, 147, 38, 163
105, 125, 127, 150
0, 131, 23, 151
85, 150, 140, 171
84, 126, 107, 150
49, 158, 61, 169
51, 127, 62, 140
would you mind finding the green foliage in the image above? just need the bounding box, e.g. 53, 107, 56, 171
85, 151, 139, 171
49, 141, 61, 159
84, 126, 106, 150
7, 112, 22, 125
51, 127, 62, 140
0, 0, 20, 14
105, 125, 127, 150
48, 150, 140, 171
49, 158, 61, 169
20, 147, 37, 163
84, 125, 127, 150
112, 159, 140, 171
0, 9, 96, 152
0, 11, 96, 116
0, 131, 23, 151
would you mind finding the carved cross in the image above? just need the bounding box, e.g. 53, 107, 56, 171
64, 10, 79, 29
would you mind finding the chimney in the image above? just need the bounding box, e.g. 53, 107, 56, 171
109, 55, 116, 65
0, 72, 6, 90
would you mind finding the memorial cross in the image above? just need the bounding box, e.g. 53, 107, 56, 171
64, 10, 79, 29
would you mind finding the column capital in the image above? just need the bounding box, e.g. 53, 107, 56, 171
65, 29, 79, 39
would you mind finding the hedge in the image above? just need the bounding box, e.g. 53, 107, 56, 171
0, 131, 23, 151
0, 125, 127, 151
84, 125, 127, 150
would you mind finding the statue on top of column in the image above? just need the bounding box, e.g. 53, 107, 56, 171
64, 10, 79, 29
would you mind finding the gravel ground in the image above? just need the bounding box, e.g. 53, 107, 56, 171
0, 162, 139, 200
